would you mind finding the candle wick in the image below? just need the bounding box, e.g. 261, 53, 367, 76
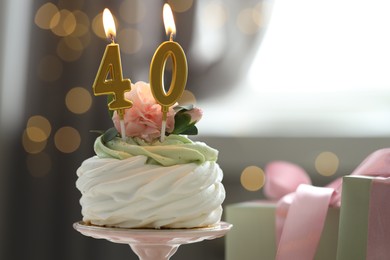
169, 33, 174, 42
109, 33, 115, 43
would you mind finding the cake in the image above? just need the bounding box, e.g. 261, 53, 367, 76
76, 81, 225, 229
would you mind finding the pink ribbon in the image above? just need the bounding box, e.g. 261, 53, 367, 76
264, 149, 390, 260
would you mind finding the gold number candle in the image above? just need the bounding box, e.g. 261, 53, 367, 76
150, 4, 188, 142
93, 8, 132, 140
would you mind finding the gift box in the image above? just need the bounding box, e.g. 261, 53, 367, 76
336, 176, 390, 260
225, 200, 340, 260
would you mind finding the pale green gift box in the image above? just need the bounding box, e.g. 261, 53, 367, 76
225, 201, 340, 260
336, 176, 390, 260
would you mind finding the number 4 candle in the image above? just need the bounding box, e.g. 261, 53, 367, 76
93, 8, 132, 141
150, 4, 188, 142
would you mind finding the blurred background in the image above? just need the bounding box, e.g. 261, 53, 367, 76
1, 0, 390, 259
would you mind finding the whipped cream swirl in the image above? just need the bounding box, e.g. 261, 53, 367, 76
95, 134, 218, 166
76, 135, 225, 228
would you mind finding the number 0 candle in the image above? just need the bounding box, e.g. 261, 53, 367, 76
93, 8, 132, 141
150, 4, 188, 142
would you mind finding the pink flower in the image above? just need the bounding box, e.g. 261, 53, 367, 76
112, 81, 175, 142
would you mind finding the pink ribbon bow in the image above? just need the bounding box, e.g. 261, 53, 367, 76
264, 149, 390, 260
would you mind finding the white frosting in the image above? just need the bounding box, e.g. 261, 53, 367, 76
76, 155, 225, 228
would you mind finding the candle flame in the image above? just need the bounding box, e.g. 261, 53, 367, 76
103, 8, 116, 41
163, 4, 176, 39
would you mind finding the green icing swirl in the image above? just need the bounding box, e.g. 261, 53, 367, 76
94, 134, 218, 166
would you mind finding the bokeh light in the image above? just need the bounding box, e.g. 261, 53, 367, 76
26, 152, 52, 178
50, 9, 77, 37
57, 37, 83, 62
26, 115, 51, 142
76, 31, 91, 50
119, 0, 146, 24
37, 55, 63, 82
64, 36, 84, 51
117, 28, 143, 54
203, 1, 228, 29
240, 165, 266, 191
92, 12, 106, 39
54, 126, 81, 153
70, 10, 90, 37
65, 87, 92, 114
237, 7, 262, 34
315, 151, 339, 177
25, 127, 46, 143
168, 0, 194, 13
22, 130, 47, 154
252, 0, 272, 28
35, 3, 60, 30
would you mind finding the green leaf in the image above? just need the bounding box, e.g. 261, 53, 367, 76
172, 113, 191, 134
181, 125, 198, 135
102, 127, 119, 143
172, 113, 198, 135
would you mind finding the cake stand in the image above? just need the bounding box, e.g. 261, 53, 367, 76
73, 221, 232, 260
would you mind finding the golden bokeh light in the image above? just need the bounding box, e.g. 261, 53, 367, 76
237, 8, 261, 34
252, 6, 263, 27
22, 130, 47, 154
315, 151, 339, 177
50, 9, 77, 37
26, 115, 51, 142
54, 126, 81, 153
35, 3, 60, 30
26, 127, 46, 143
119, 0, 146, 24
65, 87, 92, 114
27, 152, 52, 178
37, 55, 63, 82
117, 28, 143, 54
76, 31, 91, 49
70, 10, 90, 37
64, 36, 84, 51
252, 1, 272, 28
57, 37, 83, 62
240, 166, 266, 191
168, 0, 194, 13
178, 90, 197, 105
92, 13, 106, 39
252, 1, 268, 27
204, 1, 228, 29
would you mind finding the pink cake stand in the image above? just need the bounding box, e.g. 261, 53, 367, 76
73, 221, 232, 260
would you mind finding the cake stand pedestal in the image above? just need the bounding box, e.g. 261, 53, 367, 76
73, 221, 232, 260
